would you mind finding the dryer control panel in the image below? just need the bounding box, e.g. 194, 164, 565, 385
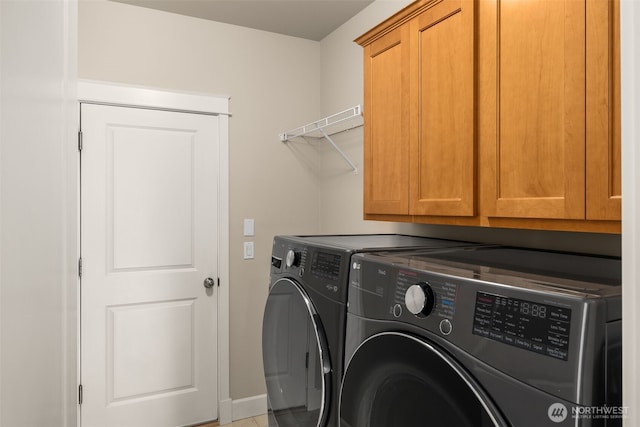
271, 237, 351, 304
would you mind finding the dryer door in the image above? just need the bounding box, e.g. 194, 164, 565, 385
340, 332, 507, 427
262, 278, 331, 427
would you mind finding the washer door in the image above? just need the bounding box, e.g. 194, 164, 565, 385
340, 332, 507, 427
262, 278, 331, 427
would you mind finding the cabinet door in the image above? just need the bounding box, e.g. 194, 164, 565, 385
409, 0, 475, 216
586, 0, 621, 220
363, 25, 410, 215
481, 0, 586, 219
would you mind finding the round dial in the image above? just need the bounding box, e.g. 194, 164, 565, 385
405, 282, 435, 317
285, 250, 301, 268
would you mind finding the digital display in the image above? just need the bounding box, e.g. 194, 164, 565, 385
472, 292, 571, 361
519, 302, 546, 318
310, 251, 342, 281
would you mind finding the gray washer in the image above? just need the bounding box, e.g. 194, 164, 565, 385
340, 247, 622, 427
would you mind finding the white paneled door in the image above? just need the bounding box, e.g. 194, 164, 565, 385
80, 104, 219, 427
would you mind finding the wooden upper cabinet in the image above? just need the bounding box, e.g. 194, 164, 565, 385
362, 25, 411, 215
358, 0, 621, 232
409, 0, 475, 216
358, 0, 475, 217
586, 0, 621, 220
480, 0, 586, 220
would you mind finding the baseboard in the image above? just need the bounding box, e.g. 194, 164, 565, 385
232, 394, 267, 421
218, 398, 233, 425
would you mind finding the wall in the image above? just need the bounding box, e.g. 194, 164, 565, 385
78, 0, 322, 401
317, 0, 412, 235
318, 0, 622, 258
621, 0, 640, 423
0, 1, 78, 426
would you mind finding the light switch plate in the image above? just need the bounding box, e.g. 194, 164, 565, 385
243, 219, 255, 236
243, 241, 254, 259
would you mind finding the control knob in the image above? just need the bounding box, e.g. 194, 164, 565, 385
405, 282, 435, 317
285, 249, 301, 268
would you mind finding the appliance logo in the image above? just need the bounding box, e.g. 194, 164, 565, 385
325, 284, 339, 293
377, 269, 387, 276
548, 403, 568, 423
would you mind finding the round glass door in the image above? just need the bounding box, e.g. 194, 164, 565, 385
340, 332, 506, 427
262, 278, 330, 427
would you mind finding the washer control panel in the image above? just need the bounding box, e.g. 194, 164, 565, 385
404, 283, 435, 317
347, 251, 585, 356
395, 270, 458, 321
349, 259, 461, 338
472, 291, 572, 361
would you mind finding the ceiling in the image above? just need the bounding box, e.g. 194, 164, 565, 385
111, 0, 376, 41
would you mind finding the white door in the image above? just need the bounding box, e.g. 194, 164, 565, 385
80, 103, 219, 427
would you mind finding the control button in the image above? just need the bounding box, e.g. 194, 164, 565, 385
285, 250, 301, 268
405, 282, 435, 317
439, 319, 453, 336
393, 304, 403, 318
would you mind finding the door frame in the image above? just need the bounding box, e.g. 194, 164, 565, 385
77, 80, 232, 425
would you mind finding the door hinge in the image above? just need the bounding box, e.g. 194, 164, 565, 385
78, 257, 83, 278
217, 277, 220, 287
78, 131, 83, 152
78, 384, 83, 405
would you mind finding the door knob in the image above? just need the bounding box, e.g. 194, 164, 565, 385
204, 277, 215, 289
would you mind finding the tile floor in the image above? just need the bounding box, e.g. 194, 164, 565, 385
224, 415, 267, 427
196, 414, 267, 427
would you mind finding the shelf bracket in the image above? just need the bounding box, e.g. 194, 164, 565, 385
318, 127, 358, 174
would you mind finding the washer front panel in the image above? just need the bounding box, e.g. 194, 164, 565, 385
348, 252, 610, 406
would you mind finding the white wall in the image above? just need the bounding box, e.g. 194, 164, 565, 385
0, 1, 78, 426
78, 0, 322, 400
318, 0, 412, 235
621, 0, 639, 424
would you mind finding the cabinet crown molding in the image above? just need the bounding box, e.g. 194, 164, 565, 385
355, 0, 445, 46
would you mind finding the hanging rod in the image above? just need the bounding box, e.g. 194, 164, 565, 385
279, 105, 363, 174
